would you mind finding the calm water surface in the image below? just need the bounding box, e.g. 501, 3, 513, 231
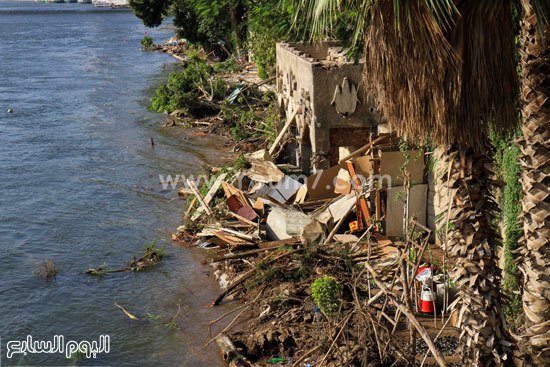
0, 2, 232, 365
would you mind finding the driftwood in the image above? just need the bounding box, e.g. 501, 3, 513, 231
83, 248, 163, 275
114, 302, 139, 320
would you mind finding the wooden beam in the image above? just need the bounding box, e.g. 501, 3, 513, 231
187, 180, 214, 215
192, 173, 227, 220
227, 210, 258, 227
268, 108, 297, 156
346, 161, 372, 227
338, 135, 389, 163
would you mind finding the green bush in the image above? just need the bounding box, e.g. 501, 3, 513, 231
141, 35, 154, 51
149, 52, 232, 116
311, 276, 342, 316
501, 143, 523, 325
213, 58, 239, 74
248, 1, 295, 79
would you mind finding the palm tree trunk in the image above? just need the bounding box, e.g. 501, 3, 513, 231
517, 1, 550, 365
436, 146, 509, 366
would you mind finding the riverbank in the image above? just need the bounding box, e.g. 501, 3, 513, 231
143, 38, 465, 366
160, 96, 461, 367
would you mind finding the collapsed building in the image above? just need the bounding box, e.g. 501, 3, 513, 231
276, 41, 383, 174
275, 41, 442, 238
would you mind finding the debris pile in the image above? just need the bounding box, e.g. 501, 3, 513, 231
173, 132, 461, 366
154, 36, 189, 61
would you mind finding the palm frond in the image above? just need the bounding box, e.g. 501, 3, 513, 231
364, 0, 517, 151
291, 0, 459, 42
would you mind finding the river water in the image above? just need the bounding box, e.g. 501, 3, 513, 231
0, 2, 232, 366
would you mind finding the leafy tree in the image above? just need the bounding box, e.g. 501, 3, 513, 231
130, 0, 247, 53
130, 0, 357, 78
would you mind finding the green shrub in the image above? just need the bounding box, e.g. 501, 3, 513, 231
150, 52, 230, 116
501, 143, 523, 326
311, 276, 342, 316
141, 35, 154, 51
213, 58, 239, 74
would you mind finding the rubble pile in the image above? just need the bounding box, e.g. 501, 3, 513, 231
173, 134, 460, 366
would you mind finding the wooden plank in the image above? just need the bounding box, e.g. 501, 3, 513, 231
213, 231, 255, 247
338, 135, 389, 163
346, 161, 371, 227
192, 173, 227, 220
372, 232, 393, 246
227, 210, 258, 227
220, 227, 256, 241
258, 237, 300, 248
187, 180, 214, 215
323, 201, 355, 246
184, 196, 198, 219
269, 108, 297, 156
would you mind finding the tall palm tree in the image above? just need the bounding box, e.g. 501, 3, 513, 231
293, 1, 518, 365
516, 0, 550, 365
